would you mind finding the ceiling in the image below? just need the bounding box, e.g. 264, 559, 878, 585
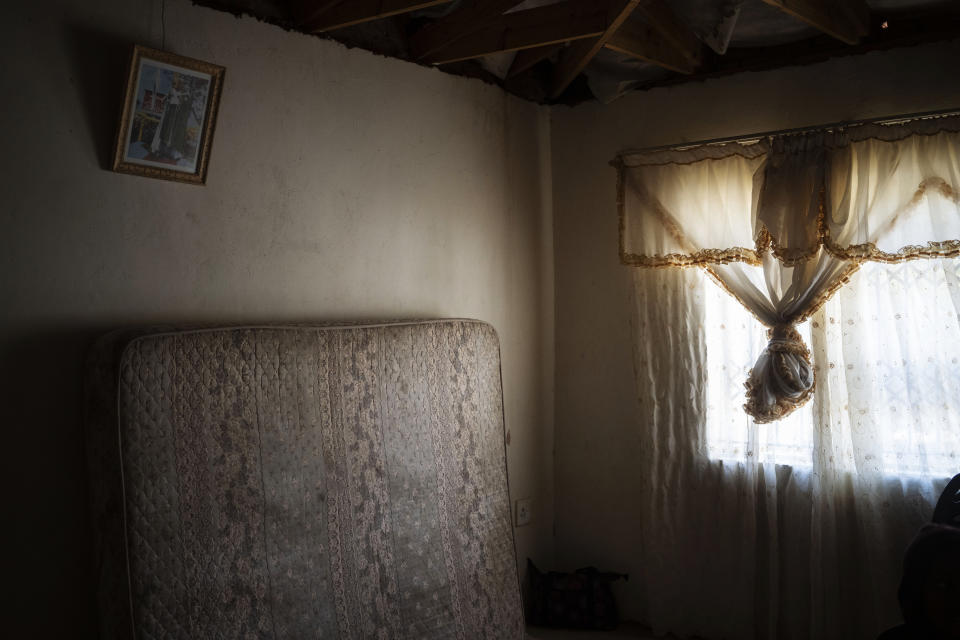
196, 0, 960, 104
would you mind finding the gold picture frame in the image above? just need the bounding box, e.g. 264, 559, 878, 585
112, 45, 225, 185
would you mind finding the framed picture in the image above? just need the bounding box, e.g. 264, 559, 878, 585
113, 45, 225, 184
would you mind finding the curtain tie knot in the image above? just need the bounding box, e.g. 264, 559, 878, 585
744, 324, 814, 423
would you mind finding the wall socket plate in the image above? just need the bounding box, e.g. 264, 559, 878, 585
515, 498, 533, 527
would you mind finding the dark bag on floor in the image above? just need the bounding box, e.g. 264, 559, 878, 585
527, 558, 628, 630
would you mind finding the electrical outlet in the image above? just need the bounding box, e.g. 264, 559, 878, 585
515, 498, 533, 527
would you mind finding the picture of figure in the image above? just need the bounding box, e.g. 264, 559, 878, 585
150, 72, 191, 160
121, 55, 216, 175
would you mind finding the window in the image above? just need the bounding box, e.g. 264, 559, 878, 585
704, 259, 960, 477
703, 275, 815, 468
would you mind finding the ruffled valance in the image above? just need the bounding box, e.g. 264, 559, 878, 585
616, 114, 960, 268
615, 113, 960, 422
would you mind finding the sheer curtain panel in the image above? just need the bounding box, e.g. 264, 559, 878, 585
632, 267, 954, 639
618, 113, 960, 639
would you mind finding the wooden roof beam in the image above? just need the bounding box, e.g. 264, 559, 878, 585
636, 0, 703, 66
605, 29, 699, 75
507, 43, 564, 77
604, 0, 703, 75
422, 0, 618, 65
409, 0, 528, 61
296, 1, 346, 27
761, 0, 870, 45
303, 0, 453, 33
550, 0, 641, 98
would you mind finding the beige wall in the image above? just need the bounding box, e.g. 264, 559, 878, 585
551, 39, 960, 621
1, 1, 554, 635
8, 0, 959, 634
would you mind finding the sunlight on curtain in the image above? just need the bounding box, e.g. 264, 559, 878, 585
703, 280, 814, 468
622, 115, 960, 640
820, 258, 960, 477
632, 267, 954, 640
618, 116, 960, 422
704, 258, 960, 477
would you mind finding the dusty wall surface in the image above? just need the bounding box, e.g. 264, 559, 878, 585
0, 1, 554, 635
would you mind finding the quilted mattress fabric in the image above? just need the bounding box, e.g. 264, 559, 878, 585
85, 321, 524, 640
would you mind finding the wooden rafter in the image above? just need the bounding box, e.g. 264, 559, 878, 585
628, 8, 960, 92
550, 0, 641, 98
422, 0, 617, 65
761, 0, 870, 45
195, 0, 960, 105
507, 44, 563, 77
605, 28, 697, 74
636, 0, 702, 66
296, 1, 346, 27
303, 0, 452, 33
409, 0, 528, 61
604, 0, 702, 75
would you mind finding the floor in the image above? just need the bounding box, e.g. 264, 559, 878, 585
527, 622, 665, 639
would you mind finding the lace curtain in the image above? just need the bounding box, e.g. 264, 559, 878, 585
705, 258, 960, 478
617, 115, 960, 422
620, 114, 960, 639
630, 264, 956, 639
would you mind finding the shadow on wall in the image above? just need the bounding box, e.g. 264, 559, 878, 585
3, 326, 104, 638
64, 22, 135, 171
6, 25, 140, 640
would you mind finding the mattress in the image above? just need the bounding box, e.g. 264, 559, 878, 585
85, 320, 525, 639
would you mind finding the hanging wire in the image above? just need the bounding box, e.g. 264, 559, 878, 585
161, 0, 166, 50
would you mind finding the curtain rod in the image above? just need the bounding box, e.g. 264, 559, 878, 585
616, 106, 960, 157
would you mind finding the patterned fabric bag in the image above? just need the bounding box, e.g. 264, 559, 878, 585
527, 559, 628, 630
